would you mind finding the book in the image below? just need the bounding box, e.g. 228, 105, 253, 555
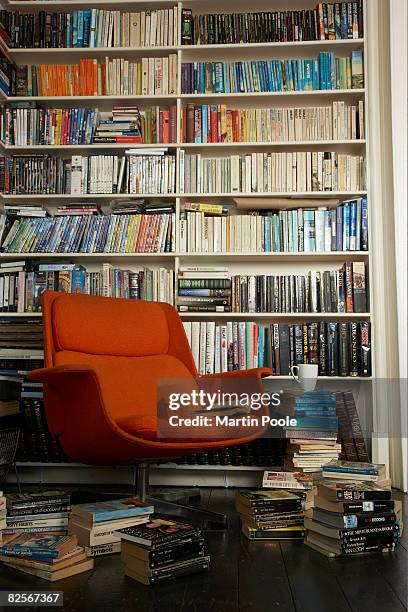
0, 534, 77, 560
0, 546, 86, 571
311, 507, 397, 529
235, 490, 302, 511
262, 471, 314, 490
71, 498, 153, 525
114, 517, 201, 549
314, 495, 395, 515
124, 556, 210, 585
3, 558, 94, 582
316, 480, 392, 502
242, 523, 305, 540
322, 460, 386, 480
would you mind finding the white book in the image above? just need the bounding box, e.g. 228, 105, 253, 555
191, 322, 200, 370
199, 322, 207, 374
205, 322, 216, 374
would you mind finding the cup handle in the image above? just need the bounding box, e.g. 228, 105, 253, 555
290, 365, 300, 382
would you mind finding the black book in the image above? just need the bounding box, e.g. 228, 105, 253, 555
339, 322, 349, 376
235, 490, 301, 511
359, 322, 371, 376
312, 508, 397, 529
114, 516, 201, 550
327, 322, 339, 376
279, 324, 290, 375
318, 321, 327, 375
6, 490, 70, 510
349, 322, 359, 376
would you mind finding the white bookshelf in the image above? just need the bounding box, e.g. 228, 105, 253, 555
0, 0, 384, 477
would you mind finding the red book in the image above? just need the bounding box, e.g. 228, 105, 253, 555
210, 105, 218, 143
116, 136, 142, 143
162, 111, 170, 143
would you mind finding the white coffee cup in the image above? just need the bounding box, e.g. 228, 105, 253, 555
290, 364, 318, 391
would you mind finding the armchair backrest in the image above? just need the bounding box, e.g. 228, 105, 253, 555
41, 291, 198, 377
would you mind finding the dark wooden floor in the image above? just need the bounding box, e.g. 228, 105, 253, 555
0, 488, 407, 612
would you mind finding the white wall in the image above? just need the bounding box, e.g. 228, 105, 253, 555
389, 0, 407, 491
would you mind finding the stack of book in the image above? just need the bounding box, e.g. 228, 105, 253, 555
280, 391, 341, 473
236, 490, 305, 541
114, 516, 209, 585
0, 370, 21, 419
94, 106, 177, 145
0, 318, 43, 359
4, 491, 71, 539
177, 266, 231, 313
93, 108, 142, 144
0, 533, 93, 581
305, 461, 402, 556
68, 498, 153, 558
262, 470, 317, 512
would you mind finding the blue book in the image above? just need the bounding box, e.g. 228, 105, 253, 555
72, 498, 153, 524
349, 200, 357, 250
329, 52, 336, 89
294, 409, 337, 417
341, 3, 348, 38
77, 11, 84, 48
336, 205, 343, 250
361, 198, 369, 250
72, 12, 78, 47
303, 59, 313, 90
258, 326, 265, 367
303, 210, 316, 252
343, 202, 350, 250
323, 464, 380, 476
288, 416, 338, 429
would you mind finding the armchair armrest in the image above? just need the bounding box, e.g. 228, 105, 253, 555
28, 364, 96, 383
202, 367, 272, 380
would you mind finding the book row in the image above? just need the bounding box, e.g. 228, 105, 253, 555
14, 55, 178, 97
179, 200, 368, 253
181, 3, 364, 45
0, 152, 177, 195
179, 152, 366, 194
0, 213, 176, 254
181, 52, 364, 95
3, 8, 180, 49
0, 262, 174, 312
181, 320, 371, 376
1, 105, 178, 146
177, 263, 368, 314
181, 101, 365, 144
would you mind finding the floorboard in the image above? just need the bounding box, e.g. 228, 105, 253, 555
0, 488, 406, 612
280, 542, 352, 612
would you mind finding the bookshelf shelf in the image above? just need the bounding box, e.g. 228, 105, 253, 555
176, 252, 369, 262
4, 0, 176, 7
179, 90, 365, 102
0, 252, 176, 262
3, 140, 366, 153
0, 192, 368, 203
8, 95, 178, 104
7, 39, 365, 58
179, 312, 371, 320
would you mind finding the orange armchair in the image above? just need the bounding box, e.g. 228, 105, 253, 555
29, 291, 272, 525
29, 291, 271, 465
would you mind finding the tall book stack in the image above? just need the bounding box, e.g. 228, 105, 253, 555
278, 390, 341, 472
305, 461, 402, 557
114, 516, 209, 585
177, 266, 231, 313
4, 490, 71, 539
0, 533, 93, 581
68, 498, 153, 558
